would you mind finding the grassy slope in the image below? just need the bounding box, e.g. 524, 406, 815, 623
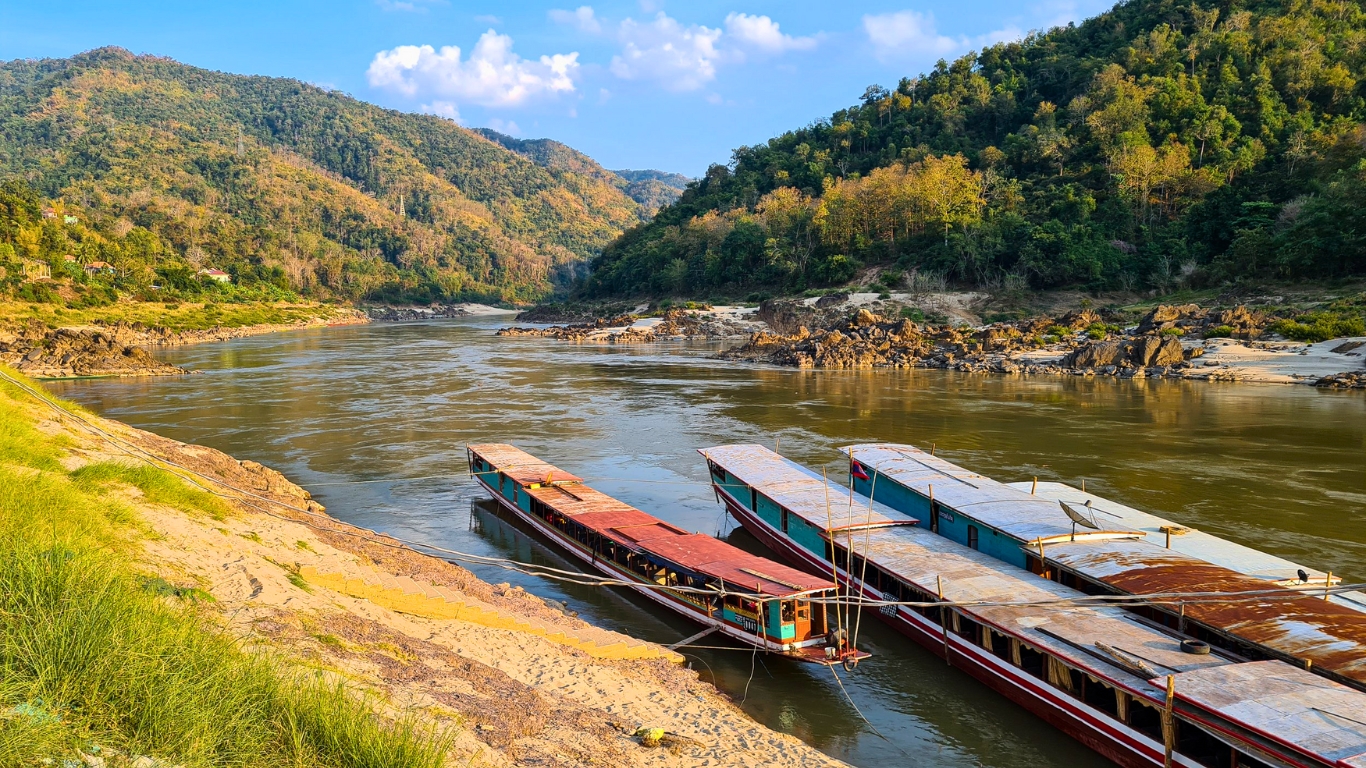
0, 366, 449, 767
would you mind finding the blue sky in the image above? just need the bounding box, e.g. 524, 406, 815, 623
0, 0, 1112, 176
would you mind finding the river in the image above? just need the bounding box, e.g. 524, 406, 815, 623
46, 316, 1366, 768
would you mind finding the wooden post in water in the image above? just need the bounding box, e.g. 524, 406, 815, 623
1081, 478, 1086, 492
1162, 674, 1176, 768
1325, 572, 1333, 601
1031, 477, 1037, 495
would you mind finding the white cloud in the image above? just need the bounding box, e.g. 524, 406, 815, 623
723, 13, 816, 53
863, 10, 1027, 62
609, 13, 724, 91
549, 6, 601, 34
862, 11, 960, 60
420, 101, 461, 122
487, 118, 521, 135
367, 31, 579, 107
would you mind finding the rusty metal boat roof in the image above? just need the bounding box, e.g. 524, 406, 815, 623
1011, 481, 1366, 615
700, 444, 916, 530
841, 444, 1142, 543
1043, 538, 1366, 689
1167, 661, 1366, 767
468, 443, 584, 486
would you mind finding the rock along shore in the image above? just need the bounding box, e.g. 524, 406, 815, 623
0, 309, 368, 379
718, 300, 1366, 388
497, 307, 760, 343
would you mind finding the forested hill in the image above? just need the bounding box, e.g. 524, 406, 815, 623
475, 129, 690, 213
0, 48, 643, 303
587, 0, 1366, 299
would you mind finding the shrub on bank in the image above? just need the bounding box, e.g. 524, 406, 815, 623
1271, 315, 1366, 342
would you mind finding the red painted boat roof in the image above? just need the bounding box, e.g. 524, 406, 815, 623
639, 534, 833, 595
568, 509, 689, 548
468, 444, 584, 485
470, 443, 832, 597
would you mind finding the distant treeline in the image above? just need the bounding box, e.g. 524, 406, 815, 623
586, 0, 1366, 298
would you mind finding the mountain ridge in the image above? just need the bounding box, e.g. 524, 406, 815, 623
0, 47, 641, 303
474, 128, 691, 214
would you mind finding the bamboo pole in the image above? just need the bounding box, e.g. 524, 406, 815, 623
1031, 477, 1037, 495
821, 466, 841, 638
1162, 675, 1176, 768
1325, 571, 1333, 601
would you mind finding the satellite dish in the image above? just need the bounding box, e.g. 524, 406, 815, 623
1060, 500, 1100, 533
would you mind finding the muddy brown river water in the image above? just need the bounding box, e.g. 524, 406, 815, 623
46, 317, 1366, 768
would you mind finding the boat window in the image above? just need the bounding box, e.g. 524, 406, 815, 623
780, 507, 789, 532
956, 614, 982, 642
930, 502, 941, 533
1177, 717, 1235, 768
750, 487, 758, 511
1127, 700, 1162, 740
1082, 675, 1119, 718
989, 629, 1011, 660
781, 602, 796, 623
967, 525, 979, 550
1017, 643, 1046, 679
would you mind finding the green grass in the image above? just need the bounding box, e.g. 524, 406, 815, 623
0, 368, 452, 767
72, 462, 232, 520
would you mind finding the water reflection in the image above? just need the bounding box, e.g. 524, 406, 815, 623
44, 317, 1366, 767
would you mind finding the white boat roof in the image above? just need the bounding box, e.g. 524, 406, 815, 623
1168, 661, 1366, 766
701, 444, 915, 530
841, 444, 1142, 543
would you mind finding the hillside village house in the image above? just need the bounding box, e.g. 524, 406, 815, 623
84, 261, 116, 277
197, 268, 231, 283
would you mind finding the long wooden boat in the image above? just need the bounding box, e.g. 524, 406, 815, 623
839, 443, 1366, 693
466, 443, 869, 666
701, 444, 1366, 768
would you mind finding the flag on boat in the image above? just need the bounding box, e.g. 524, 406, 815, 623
850, 460, 870, 481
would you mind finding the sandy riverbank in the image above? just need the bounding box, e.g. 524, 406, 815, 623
17, 376, 846, 767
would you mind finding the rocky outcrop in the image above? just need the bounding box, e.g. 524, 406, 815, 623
0, 309, 369, 378
1064, 335, 1187, 369
498, 309, 751, 342
1313, 371, 1366, 389
1136, 303, 1268, 338
365, 305, 469, 321
0, 324, 186, 378
719, 305, 1214, 379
